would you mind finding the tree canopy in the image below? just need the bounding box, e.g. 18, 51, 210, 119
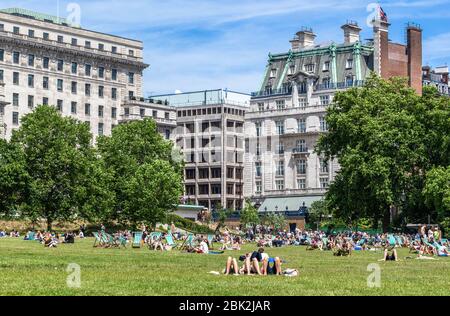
316, 75, 450, 231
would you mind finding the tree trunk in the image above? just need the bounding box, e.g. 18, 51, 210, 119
382, 208, 391, 233
47, 219, 53, 232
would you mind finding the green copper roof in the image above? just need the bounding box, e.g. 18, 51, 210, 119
0, 8, 77, 27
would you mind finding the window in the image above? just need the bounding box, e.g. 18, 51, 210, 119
320, 178, 329, 188
227, 167, 234, 179
297, 179, 306, 189
320, 158, 329, 173
128, 72, 135, 84
57, 59, 64, 71
297, 159, 307, 174
112, 88, 117, 100
98, 105, 104, 118
298, 118, 306, 133
299, 97, 307, 109
98, 43, 104, 51
28, 74, 34, 88
346, 59, 354, 69
85, 104, 91, 116
270, 68, 277, 78
346, 75, 354, 87
320, 95, 330, 106
27, 95, 34, 108
98, 67, 105, 78
211, 168, 221, 178
85, 64, 91, 76
111, 107, 117, 119
43, 32, 49, 40
71, 38, 77, 46
71, 81, 77, 94
57, 79, 63, 92
28, 54, 35, 66
112, 46, 117, 54
276, 180, 285, 191
255, 122, 262, 137
98, 123, 104, 136
276, 161, 284, 176
199, 184, 209, 195
13, 52, 20, 64
57, 100, 63, 112
13, 93, 19, 106
42, 97, 48, 105
43, 57, 49, 69
71, 62, 78, 74
71, 102, 77, 114
277, 142, 285, 155
296, 139, 307, 152
322, 77, 331, 89
276, 121, 285, 135
13, 26, 20, 34
0, 49, 3, 61
304, 63, 315, 73
320, 117, 328, 132
211, 184, 221, 195
256, 143, 261, 156
199, 168, 209, 179
140, 108, 145, 118
276, 100, 285, 110
85, 41, 91, 48
129, 50, 134, 56
0, 24, 4, 31
57, 35, 64, 43
98, 86, 104, 98
0, 70, 3, 81
323, 61, 330, 72
257, 102, 264, 112
85, 84, 91, 96
12, 112, 19, 125
288, 65, 296, 75
124, 108, 130, 116
256, 181, 262, 194
43, 77, 49, 89
13, 72, 19, 85
112, 69, 118, 81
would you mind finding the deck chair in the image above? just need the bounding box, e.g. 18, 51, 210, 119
147, 232, 162, 248
93, 232, 102, 247
165, 233, 178, 249
132, 232, 143, 248
179, 234, 195, 251
388, 235, 397, 247
26, 232, 35, 241
207, 234, 215, 248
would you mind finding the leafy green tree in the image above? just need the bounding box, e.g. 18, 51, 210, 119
11, 105, 106, 230
98, 119, 183, 228
309, 200, 329, 229
0, 140, 27, 217
214, 204, 232, 233
423, 166, 450, 221
316, 74, 448, 232
240, 200, 260, 228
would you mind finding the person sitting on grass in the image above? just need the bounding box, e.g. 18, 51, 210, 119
261, 254, 283, 276
224, 257, 241, 275
379, 248, 399, 262
195, 238, 209, 254
43, 233, 58, 248
232, 237, 241, 251
437, 244, 449, 257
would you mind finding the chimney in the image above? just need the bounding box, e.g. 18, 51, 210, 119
295, 27, 316, 50
407, 23, 423, 95
341, 21, 362, 44
373, 20, 390, 78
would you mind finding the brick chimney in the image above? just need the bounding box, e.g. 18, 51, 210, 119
407, 23, 423, 95
341, 21, 362, 44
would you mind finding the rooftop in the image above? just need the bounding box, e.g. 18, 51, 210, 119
0, 8, 74, 27
151, 89, 251, 108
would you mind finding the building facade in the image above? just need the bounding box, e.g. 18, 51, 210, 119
0, 8, 150, 140
423, 65, 449, 96
244, 19, 423, 215
152, 89, 250, 211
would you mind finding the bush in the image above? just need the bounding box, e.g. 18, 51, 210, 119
165, 214, 214, 234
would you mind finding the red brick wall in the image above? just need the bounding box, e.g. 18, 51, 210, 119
388, 43, 408, 78
407, 27, 423, 95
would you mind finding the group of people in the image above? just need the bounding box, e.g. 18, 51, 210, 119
0, 230, 20, 238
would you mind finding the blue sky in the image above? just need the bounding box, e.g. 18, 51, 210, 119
3, 0, 450, 95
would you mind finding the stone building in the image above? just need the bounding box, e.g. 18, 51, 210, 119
243, 17, 423, 220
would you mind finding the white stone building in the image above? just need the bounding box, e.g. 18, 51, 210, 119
0, 8, 156, 140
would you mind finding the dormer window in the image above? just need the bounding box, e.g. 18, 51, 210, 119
304, 64, 315, 73
270, 68, 277, 78
346, 59, 354, 69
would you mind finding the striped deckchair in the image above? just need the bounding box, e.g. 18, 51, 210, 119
132, 232, 143, 248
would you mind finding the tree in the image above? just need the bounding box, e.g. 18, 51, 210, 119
0, 140, 27, 217
316, 74, 449, 232
423, 166, 450, 221
11, 105, 106, 230
240, 200, 260, 228
309, 200, 329, 229
97, 119, 183, 228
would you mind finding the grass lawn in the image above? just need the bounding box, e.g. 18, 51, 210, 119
0, 238, 449, 296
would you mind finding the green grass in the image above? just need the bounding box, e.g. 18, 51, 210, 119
0, 238, 449, 296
